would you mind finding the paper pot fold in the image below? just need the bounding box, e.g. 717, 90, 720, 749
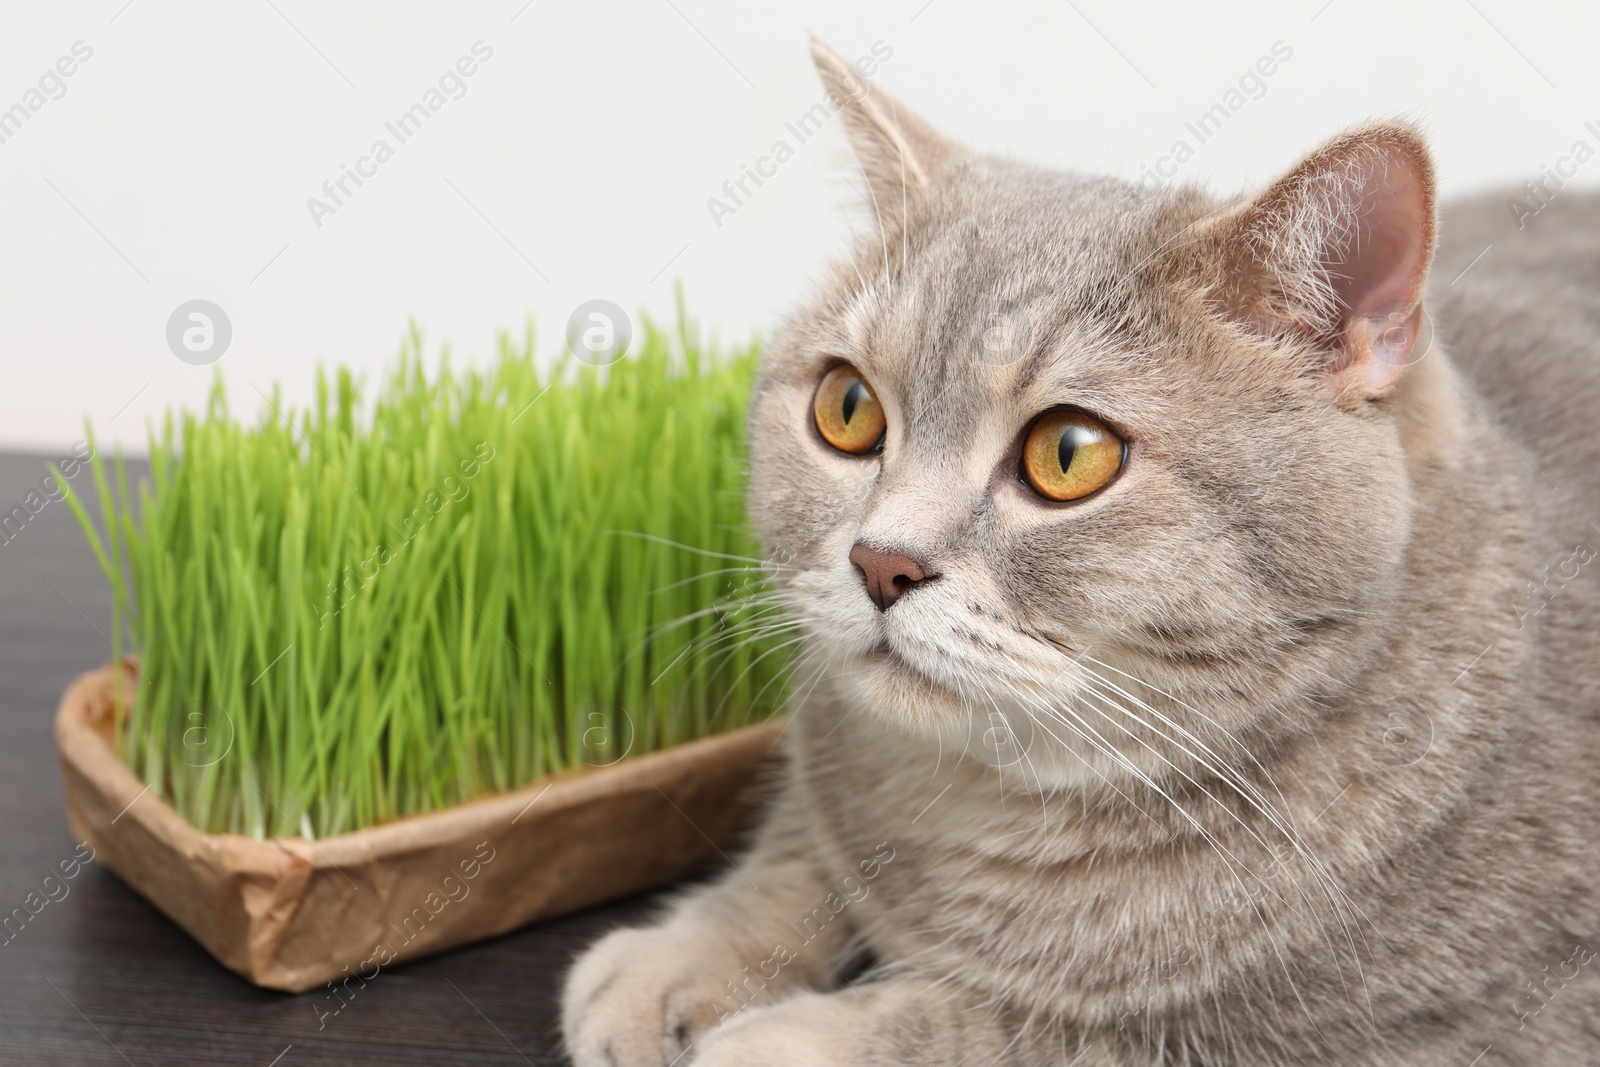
55, 664, 785, 993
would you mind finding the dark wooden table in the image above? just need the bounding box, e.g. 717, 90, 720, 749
0, 451, 659, 1066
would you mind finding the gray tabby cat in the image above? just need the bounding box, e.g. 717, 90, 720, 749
562, 41, 1600, 1066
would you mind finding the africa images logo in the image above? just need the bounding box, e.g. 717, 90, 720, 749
305, 41, 495, 229
1137, 40, 1294, 191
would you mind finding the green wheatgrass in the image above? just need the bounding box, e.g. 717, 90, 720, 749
63, 316, 793, 839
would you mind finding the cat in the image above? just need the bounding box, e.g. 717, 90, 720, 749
562, 40, 1600, 1066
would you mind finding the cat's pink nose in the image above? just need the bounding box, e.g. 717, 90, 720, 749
849, 543, 936, 611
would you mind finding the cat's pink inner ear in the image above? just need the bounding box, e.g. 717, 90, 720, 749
1214, 124, 1437, 398
1322, 139, 1435, 394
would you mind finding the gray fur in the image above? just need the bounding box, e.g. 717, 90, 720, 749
563, 44, 1600, 1066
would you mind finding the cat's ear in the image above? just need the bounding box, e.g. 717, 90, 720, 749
811, 39, 951, 229
1205, 122, 1437, 398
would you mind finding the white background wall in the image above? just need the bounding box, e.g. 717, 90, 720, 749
2, 0, 1597, 455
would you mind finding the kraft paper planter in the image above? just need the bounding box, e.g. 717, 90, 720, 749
55, 662, 785, 993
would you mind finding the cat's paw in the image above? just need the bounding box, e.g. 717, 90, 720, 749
690, 999, 841, 1067
563, 923, 747, 1067
691, 983, 1032, 1067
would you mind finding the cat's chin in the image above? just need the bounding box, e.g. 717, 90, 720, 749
831, 645, 975, 731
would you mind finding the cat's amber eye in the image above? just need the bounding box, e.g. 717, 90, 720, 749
1020, 409, 1126, 502
813, 364, 886, 455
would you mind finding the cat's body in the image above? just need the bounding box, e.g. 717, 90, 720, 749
563, 46, 1600, 1066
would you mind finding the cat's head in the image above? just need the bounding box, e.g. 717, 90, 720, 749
747, 42, 1440, 781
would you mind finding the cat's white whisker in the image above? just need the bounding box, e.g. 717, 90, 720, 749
563, 41, 1589, 1062
1071, 681, 1365, 1013
993, 678, 1323, 1034
1067, 662, 1377, 984
1075, 653, 1387, 972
